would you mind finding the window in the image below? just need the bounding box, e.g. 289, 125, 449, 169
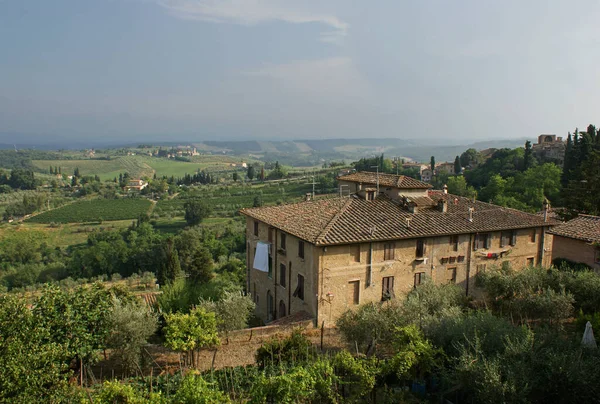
416, 239, 426, 258
500, 230, 517, 248
268, 252, 273, 278
268, 227, 273, 243
414, 272, 425, 288
595, 249, 600, 265
384, 243, 395, 261
382, 276, 395, 301
253, 221, 259, 236
530, 229, 537, 243
298, 241, 305, 259
367, 191, 375, 201
447, 267, 457, 283
349, 280, 360, 305
526, 257, 534, 267
279, 263, 286, 287
280, 233, 287, 250
476, 264, 486, 275
474, 233, 490, 250
353, 244, 361, 262
450, 235, 459, 252
293, 274, 305, 300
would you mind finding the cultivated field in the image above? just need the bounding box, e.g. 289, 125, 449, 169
27, 198, 153, 223
32, 155, 248, 180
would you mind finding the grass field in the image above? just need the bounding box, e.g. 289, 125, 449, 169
32, 155, 248, 181
0, 220, 135, 248
27, 198, 153, 223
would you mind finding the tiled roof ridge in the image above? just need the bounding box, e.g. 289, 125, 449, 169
315, 198, 354, 244
577, 214, 600, 219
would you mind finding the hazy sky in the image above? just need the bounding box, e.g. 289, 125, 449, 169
2, 0, 600, 142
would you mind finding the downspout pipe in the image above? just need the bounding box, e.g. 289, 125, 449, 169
367, 242, 373, 286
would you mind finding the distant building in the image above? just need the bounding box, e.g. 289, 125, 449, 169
126, 179, 148, 192
435, 162, 456, 175
532, 134, 566, 165
420, 168, 433, 182
549, 214, 600, 271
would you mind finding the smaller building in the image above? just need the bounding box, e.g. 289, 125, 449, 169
435, 162, 456, 175
126, 179, 148, 192
420, 168, 433, 182
532, 134, 566, 165
549, 214, 600, 270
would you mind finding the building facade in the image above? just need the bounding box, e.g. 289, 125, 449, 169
532, 134, 566, 165
242, 172, 556, 326
550, 214, 600, 271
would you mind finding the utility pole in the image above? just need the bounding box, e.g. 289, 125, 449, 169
311, 170, 316, 198
393, 156, 399, 175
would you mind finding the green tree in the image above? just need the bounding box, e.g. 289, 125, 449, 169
459, 148, 482, 168
446, 176, 477, 198
175, 229, 214, 284
33, 284, 114, 381
106, 297, 158, 375
184, 199, 212, 226
164, 307, 220, 368
232, 172, 238, 182
454, 155, 462, 174
199, 291, 255, 343
523, 140, 533, 170
247, 166, 255, 180
8, 168, 36, 190
0, 294, 71, 401
157, 238, 182, 286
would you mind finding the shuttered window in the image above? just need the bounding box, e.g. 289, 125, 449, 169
382, 276, 395, 301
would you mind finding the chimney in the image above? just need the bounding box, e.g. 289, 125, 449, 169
408, 201, 418, 214
443, 184, 448, 194
438, 199, 448, 213
468, 207, 474, 222
406, 217, 411, 229
305, 193, 312, 201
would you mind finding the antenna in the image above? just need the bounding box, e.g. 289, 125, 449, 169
309, 170, 316, 199
370, 165, 379, 194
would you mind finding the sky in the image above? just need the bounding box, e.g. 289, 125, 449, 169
1, 0, 600, 143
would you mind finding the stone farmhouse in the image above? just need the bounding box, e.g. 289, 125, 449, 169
241, 172, 557, 326
550, 214, 600, 271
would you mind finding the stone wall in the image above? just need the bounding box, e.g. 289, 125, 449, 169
246, 217, 319, 324
316, 227, 551, 326
552, 235, 600, 271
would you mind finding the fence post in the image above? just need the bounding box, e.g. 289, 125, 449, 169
320, 321, 325, 352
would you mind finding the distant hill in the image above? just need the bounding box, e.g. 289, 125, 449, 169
0, 135, 529, 166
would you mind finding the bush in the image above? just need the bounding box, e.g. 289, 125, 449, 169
172, 374, 230, 404
255, 329, 313, 369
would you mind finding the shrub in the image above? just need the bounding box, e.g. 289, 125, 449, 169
255, 328, 313, 369
172, 374, 230, 404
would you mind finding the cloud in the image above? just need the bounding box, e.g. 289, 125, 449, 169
155, 0, 348, 43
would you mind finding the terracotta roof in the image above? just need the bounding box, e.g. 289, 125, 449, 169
548, 214, 600, 244
240, 191, 559, 246
337, 171, 432, 189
